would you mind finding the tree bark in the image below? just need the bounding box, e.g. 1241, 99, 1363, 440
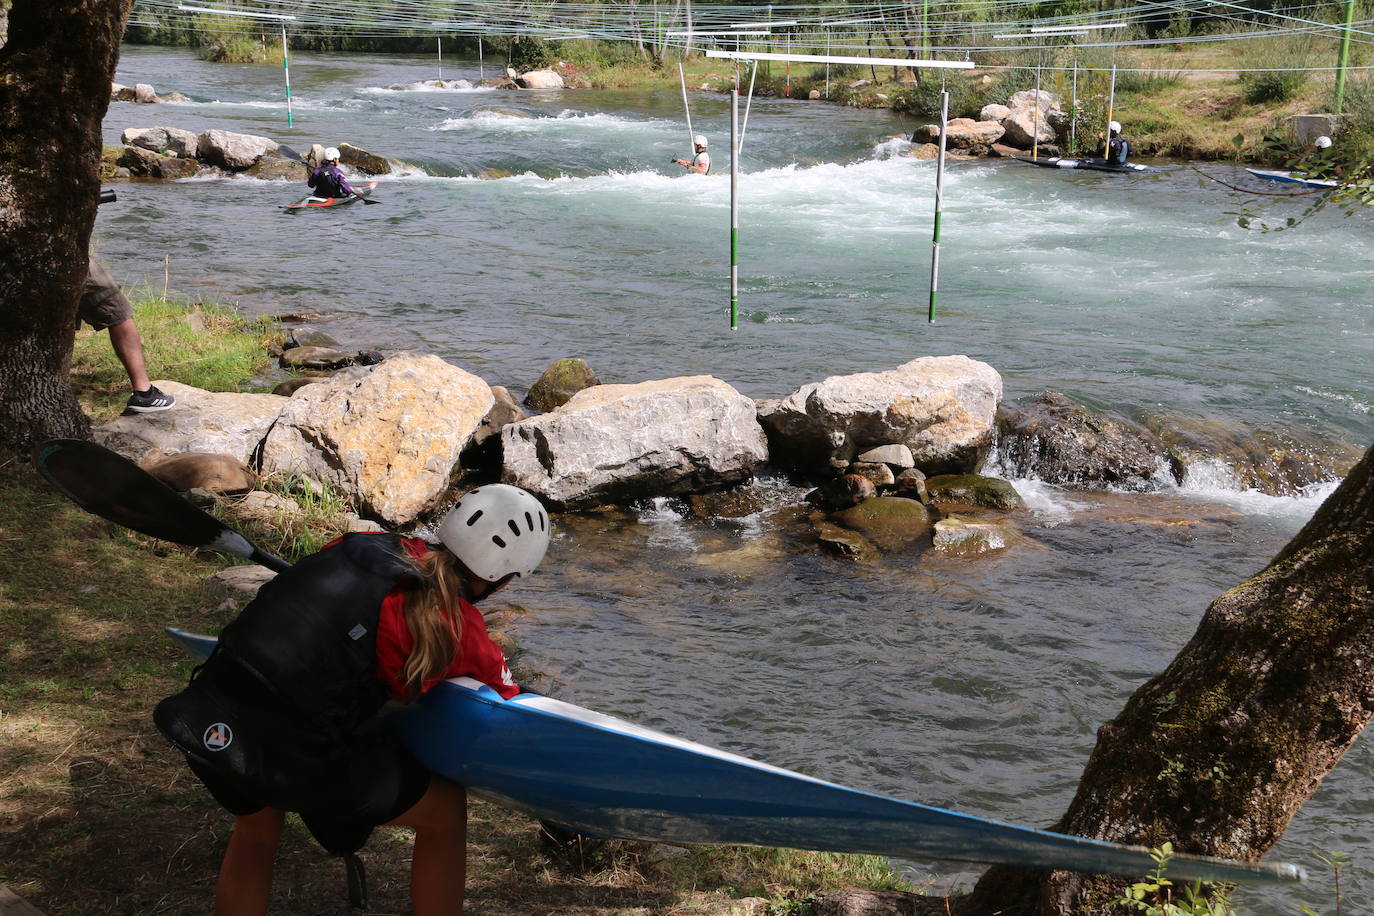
0, 0, 131, 453
966, 441, 1374, 915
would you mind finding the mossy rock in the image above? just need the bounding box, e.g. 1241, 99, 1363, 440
831, 496, 932, 551
924, 474, 1024, 510
525, 357, 600, 412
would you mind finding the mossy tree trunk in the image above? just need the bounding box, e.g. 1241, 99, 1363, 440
966, 441, 1374, 915
0, 0, 130, 452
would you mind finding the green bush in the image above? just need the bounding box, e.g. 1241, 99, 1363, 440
508, 35, 553, 71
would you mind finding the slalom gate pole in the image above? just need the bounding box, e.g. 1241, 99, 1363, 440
730, 86, 740, 330
679, 62, 695, 151
1070, 62, 1078, 153
281, 24, 293, 126
437, 36, 443, 81
741, 60, 758, 150
1032, 66, 1041, 160
479, 36, 484, 81
1105, 65, 1117, 149
928, 89, 948, 323
1334, 0, 1355, 112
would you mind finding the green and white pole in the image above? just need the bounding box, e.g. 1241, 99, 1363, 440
730, 86, 740, 330
281, 24, 293, 127
1334, 0, 1356, 113
928, 89, 948, 323
437, 36, 443, 81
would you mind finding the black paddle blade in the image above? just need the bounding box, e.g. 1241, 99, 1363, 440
31, 439, 291, 572
277, 143, 309, 166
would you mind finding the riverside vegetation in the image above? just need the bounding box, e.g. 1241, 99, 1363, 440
0, 289, 919, 914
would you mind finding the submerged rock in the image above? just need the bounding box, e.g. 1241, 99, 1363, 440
831, 496, 933, 551
933, 515, 1014, 556
1142, 412, 1362, 496
995, 392, 1166, 489
924, 473, 1024, 510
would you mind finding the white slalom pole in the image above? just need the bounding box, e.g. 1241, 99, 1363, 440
730, 86, 740, 330
437, 36, 443, 81
679, 62, 695, 153
479, 36, 485, 81
1070, 62, 1078, 153
1104, 65, 1117, 156
928, 89, 948, 323
281, 24, 293, 127
740, 59, 758, 151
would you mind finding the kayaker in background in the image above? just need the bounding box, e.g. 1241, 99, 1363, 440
673, 134, 711, 174
1095, 121, 1131, 165
307, 146, 362, 199
154, 484, 552, 916
1301, 135, 1343, 180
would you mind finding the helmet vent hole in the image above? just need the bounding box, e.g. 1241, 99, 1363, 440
507, 519, 521, 537
465, 509, 484, 527
492, 535, 506, 549
538, 512, 546, 531
524, 511, 534, 531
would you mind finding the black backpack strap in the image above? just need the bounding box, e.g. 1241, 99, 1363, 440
344, 853, 368, 913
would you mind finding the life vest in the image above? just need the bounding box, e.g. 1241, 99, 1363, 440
153, 534, 418, 818
308, 165, 347, 198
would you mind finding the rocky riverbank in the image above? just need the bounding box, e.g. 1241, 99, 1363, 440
90, 320, 1361, 565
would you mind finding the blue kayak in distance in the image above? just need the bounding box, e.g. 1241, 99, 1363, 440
1244, 168, 1339, 189
1014, 155, 1157, 174
165, 627, 1303, 885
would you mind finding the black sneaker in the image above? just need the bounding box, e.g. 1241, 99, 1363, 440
126, 386, 176, 413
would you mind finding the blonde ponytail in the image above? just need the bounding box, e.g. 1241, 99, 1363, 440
399, 548, 465, 701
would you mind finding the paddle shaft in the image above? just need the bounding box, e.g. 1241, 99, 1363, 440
279, 144, 381, 204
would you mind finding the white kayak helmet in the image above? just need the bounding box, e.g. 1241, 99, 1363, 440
1108, 121, 1122, 134
1315, 135, 1333, 148
693, 134, 708, 149
438, 484, 551, 582
324, 146, 341, 161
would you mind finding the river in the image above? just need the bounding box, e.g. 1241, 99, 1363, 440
100, 44, 1374, 912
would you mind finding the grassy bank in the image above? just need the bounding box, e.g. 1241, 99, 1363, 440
0, 292, 916, 914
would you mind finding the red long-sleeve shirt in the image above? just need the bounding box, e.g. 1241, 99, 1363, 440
372, 537, 520, 700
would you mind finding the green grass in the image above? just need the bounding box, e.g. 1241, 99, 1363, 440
71, 289, 281, 422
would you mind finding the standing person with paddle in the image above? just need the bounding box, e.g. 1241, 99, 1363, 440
153, 484, 551, 916
307, 146, 364, 201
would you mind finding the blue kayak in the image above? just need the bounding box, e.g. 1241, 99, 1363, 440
1244, 168, 1338, 189
165, 627, 1303, 885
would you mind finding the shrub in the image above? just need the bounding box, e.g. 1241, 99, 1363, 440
508, 35, 553, 71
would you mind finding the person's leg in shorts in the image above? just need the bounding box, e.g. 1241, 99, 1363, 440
386, 776, 468, 916
217, 807, 286, 916
80, 258, 175, 412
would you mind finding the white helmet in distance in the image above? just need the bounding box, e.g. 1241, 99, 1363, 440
1108, 121, 1121, 133
693, 134, 708, 149
1315, 135, 1333, 149
439, 484, 551, 582
324, 146, 341, 161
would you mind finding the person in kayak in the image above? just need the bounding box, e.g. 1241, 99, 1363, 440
1095, 121, 1131, 165
154, 484, 551, 916
1300, 135, 1343, 180
307, 146, 362, 199
673, 134, 711, 174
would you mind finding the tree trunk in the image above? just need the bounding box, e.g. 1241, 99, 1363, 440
0, 0, 131, 453
966, 441, 1374, 915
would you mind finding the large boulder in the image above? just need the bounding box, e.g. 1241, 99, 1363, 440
995, 391, 1166, 488
942, 118, 1005, 149
756, 356, 1002, 476
92, 381, 288, 465
1000, 106, 1056, 148
121, 126, 200, 158
518, 69, 565, 89
501, 376, 768, 508
197, 129, 278, 170
258, 353, 494, 525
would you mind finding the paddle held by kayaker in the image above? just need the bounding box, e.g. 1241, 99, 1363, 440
673, 134, 711, 174
307, 146, 365, 200
153, 484, 552, 916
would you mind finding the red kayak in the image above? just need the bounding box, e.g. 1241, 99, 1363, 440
283, 181, 379, 211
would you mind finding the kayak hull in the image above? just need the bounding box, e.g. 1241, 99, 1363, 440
1014, 156, 1156, 174
284, 181, 379, 210
164, 627, 1301, 884
1244, 168, 1338, 189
